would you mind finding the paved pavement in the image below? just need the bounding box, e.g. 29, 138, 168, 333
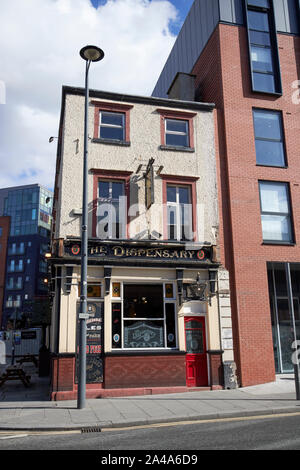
0, 363, 300, 431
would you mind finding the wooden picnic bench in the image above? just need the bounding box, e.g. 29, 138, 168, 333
17, 354, 39, 368
0, 365, 31, 388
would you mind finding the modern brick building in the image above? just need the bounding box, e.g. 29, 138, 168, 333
49, 86, 235, 400
153, 0, 300, 386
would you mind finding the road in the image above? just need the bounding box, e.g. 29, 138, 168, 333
1, 412, 300, 453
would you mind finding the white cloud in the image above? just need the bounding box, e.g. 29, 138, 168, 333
0, 0, 178, 190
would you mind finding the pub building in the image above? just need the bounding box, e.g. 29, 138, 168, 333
48, 86, 235, 400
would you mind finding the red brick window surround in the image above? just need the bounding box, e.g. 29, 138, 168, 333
91, 169, 132, 239
91, 101, 133, 145
156, 109, 196, 151
160, 174, 198, 242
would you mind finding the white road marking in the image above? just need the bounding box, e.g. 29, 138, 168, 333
101, 411, 300, 432
0, 434, 28, 440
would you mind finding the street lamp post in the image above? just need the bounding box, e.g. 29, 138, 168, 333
78, 45, 104, 410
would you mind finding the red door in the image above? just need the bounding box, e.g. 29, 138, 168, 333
185, 317, 208, 387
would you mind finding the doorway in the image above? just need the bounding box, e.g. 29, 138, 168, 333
184, 316, 208, 387
268, 263, 300, 373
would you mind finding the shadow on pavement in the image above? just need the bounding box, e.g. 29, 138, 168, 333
0, 363, 50, 402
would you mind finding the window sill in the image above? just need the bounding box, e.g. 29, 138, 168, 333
92, 138, 130, 147
251, 89, 283, 98
262, 241, 295, 246
106, 349, 185, 356
256, 164, 287, 169
159, 145, 195, 153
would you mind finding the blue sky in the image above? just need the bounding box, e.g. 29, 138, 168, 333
91, 0, 194, 34
0, 0, 194, 191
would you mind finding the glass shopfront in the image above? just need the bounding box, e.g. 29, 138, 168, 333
111, 283, 177, 349
268, 263, 300, 373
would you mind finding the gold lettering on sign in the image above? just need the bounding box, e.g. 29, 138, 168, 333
113, 246, 125, 257
90, 246, 107, 255
88, 245, 202, 260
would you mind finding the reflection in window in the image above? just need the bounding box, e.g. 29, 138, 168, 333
259, 181, 293, 243
267, 263, 300, 373
167, 185, 192, 241
246, 0, 281, 94
97, 180, 126, 239
253, 109, 286, 167
112, 284, 177, 349
165, 119, 189, 148
99, 111, 125, 141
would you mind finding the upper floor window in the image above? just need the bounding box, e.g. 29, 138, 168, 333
99, 111, 125, 142
92, 101, 133, 145
157, 109, 196, 151
167, 184, 193, 241
245, 0, 282, 94
248, 0, 269, 6
0, 227, 2, 237
253, 109, 286, 167
8, 259, 24, 273
259, 181, 293, 243
165, 119, 189, 148
97, 180, 126, 239
92, 169, 132, 239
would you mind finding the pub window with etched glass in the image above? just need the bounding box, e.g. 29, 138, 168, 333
111, 283, 177, 349
96, 180, 126, 239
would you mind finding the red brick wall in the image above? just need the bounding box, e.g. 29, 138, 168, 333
105, 355, 186, 389
192, 24, 300, 386
51, 355, 75, 392
0, 217, 10, 327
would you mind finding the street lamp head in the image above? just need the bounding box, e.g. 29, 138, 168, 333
80, 45, 104, 62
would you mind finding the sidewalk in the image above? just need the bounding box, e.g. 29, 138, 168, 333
0, 364, 300, 431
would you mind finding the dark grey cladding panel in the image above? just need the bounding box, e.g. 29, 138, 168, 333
273, 0, 300, 34
219, 0, 299, 33
219, 0, 244, 24
152, 0, 299, 98
152, 0, 220, 98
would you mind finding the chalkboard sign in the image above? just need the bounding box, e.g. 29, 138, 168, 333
75, 301, 104, 383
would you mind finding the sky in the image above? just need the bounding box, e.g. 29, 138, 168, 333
0, 0, 194, 192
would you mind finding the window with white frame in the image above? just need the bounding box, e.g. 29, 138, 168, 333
99, 111, 125, 141
165, 118, 189, 148
97, 180, 126, 239
259, 181, 293, 243
167, 185, 193, 241
111, 283, 177, 349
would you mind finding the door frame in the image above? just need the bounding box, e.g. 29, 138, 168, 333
184, 314, 209, 387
